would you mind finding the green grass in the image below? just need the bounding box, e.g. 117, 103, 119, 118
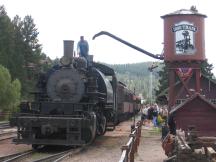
142, 127, 161, 138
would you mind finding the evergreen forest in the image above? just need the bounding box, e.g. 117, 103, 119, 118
106, 62, 163, 102
0, 5, 51, 115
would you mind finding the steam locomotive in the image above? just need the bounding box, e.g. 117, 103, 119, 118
10, 41, 141, 149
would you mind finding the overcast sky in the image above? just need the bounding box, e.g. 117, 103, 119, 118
2, 0, 216, 74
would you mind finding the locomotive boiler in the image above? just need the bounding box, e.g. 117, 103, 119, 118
10, 40, 139, 149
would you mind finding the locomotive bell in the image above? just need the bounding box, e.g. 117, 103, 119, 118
161, 6, 206, 62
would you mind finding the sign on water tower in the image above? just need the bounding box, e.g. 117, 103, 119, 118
161, 6, 207, 62
172, 21, 197, 54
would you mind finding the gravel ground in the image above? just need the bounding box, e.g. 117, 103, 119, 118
0, 117, 167, 162
0, 139, 31, 157
135, 125, 167, 162
64, 119, 135, 162
65, 119, 167, 162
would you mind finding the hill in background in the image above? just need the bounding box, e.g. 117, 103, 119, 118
103, 62, 163, 101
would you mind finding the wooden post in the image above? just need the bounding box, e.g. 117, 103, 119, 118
137, 122, 141, 146
168, 69, 176, 111
195, 68, 201, 93
130, 146, 134, 162
129, 134, 136, 162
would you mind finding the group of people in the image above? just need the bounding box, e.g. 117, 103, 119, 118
141, 103, 177, 145
141, 104, 168, 127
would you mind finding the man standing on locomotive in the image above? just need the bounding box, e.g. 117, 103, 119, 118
77, 36, 89, 59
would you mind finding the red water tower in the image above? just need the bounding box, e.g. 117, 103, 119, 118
161, 6, 206, 61
161, 6, 207, 110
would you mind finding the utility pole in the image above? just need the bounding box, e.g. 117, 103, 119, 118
148, 64, 158, 104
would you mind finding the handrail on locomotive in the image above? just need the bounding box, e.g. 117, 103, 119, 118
93, 31, 164, 60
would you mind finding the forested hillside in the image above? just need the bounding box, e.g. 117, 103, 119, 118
0, 5, 52, 114
105, 62, 163, 102
0, 6, 51, 99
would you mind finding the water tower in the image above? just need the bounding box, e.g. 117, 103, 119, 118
161, 6, 207, 110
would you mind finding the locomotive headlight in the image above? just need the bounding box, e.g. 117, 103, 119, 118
56, 79, 76, 99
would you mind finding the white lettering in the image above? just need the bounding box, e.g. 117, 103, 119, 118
172, 24, 197, 32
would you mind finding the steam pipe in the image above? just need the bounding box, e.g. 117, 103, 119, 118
93, 31, 164, 60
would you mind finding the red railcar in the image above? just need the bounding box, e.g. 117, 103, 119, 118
116, 82, 141, 122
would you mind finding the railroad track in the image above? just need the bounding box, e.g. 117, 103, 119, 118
0, 122, 10, 129
0, 121, 17, 141
0, 150, 35, 162
0, 146, 87, 162
0, 131, 16, 137
0, 131, 16, 141
32, 146, 85, 162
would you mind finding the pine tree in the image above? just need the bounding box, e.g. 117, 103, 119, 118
201, 60, 214, 78
0, 6, 46, 99
12, 15, 44, 98
0, 5, 15, 71
155, 63, 168, 97
0, 65, 21, 113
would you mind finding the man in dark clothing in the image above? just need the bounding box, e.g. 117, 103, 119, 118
77, 36, 89, 58
147, 106, 154, 121
152, 106, 158, 127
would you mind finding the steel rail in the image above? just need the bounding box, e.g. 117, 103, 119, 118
1, 150, 34, 162
32, 146, 87, 162
0, 122, 10, 129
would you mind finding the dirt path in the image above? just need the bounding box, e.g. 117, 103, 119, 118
135, 125, 167, 162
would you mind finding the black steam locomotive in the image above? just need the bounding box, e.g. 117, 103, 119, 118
10, 41, 140, 149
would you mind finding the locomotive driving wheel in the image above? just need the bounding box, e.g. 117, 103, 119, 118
96, 115, 107, 136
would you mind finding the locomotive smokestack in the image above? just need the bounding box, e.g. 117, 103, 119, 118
63, 40, 74, 59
